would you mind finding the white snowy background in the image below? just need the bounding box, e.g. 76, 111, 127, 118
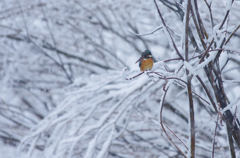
0, 0, 240, 157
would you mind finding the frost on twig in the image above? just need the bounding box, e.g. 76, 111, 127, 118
1, 0, 240, 158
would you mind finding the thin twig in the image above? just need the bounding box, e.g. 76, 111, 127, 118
165, 124, 188, 149
204, 0, 214, 31
212, 113, 219, 158
16, 0, 30, 39
196, 75, 217, 112
39, 0, 72, 83
128, 26, 163, 36
219, 0, 235, 30
225, 24, 240, 45
190, 4, 206, 50
153, 0, 184, 60
208, 48, 240, 55
193, 0, 207, 39
125, 72, 144, 80
159, 88, 187, 157
198, 39, 214, 64
232, 106, 238, 128
185, 1, 195, 157
147, 72, 211, 105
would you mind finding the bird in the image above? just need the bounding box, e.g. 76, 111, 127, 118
135, 50, 154, 71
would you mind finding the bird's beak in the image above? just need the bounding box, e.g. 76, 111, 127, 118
135, 57, 143, 63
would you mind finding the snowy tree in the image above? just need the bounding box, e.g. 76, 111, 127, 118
0, 0, 240, 157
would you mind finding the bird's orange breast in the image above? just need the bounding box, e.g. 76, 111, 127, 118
140, 58, 153, 71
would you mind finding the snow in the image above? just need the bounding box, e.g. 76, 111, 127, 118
221, 97, 240, 113
0, 141, 16, 158
226, 0, 232, 11
184, 61, 197, 76
1, 0, 240, 158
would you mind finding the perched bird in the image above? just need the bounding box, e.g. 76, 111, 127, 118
135, 50, 154, 71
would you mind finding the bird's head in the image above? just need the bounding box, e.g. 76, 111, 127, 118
135, 50, 152, 63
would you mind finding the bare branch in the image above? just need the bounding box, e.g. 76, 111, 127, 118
128, 26, 163, 36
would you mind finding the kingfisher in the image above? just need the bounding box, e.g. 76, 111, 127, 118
135, 50, 154, 71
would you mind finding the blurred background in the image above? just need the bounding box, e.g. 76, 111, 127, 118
0, 0, 240, 157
